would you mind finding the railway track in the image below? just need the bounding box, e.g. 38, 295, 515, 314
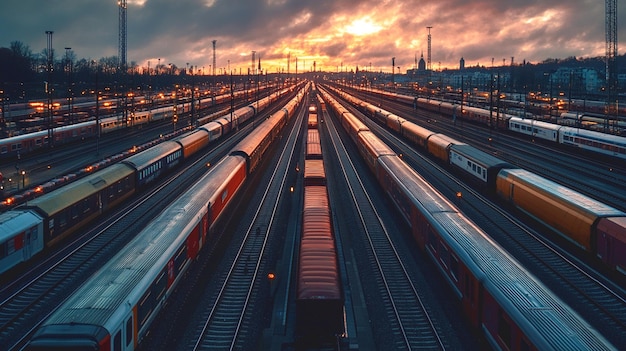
349, 88, 626, 212
187, 104, 303, 351
0, 125, 247, 351
324, 104, 445, 350
347, 98, 626, 348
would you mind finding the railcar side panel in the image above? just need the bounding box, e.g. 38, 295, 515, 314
25, 163, 135, 247
386, 114, 405, 133
174, 130, 210, 158
0, 210, 44, 274
426, 134, 463, 163
595, 217, 626, 274
496, 169, 596, 250
400, 122, 434, 149
481, 289, 537, 351
449, 144, 513, 188
207, 156, 247, 227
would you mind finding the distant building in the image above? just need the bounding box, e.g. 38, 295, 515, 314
460, 57, 465, 70
406, 53, 429, 84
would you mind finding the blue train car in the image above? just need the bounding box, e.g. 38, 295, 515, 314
122, 141, 183, 188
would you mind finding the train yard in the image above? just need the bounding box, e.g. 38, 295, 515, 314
1, 80, 625, 350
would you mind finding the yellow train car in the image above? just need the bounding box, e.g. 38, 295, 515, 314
496, 169, 623, 251
426, 133, 464, 163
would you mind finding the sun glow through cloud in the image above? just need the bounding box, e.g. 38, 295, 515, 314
345, 17, 383, 36
1, 0, 620, 74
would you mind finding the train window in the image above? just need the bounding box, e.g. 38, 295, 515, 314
126, 316, 133, 346
428, 230, 437, 252
155, 270, 168, 299
6, 237, 15, 255
439, 242, 449, 269
498, 311, 511, 348
450, 255, 459, 282
0, 242, 6, 259
113, 330, 121, 351
138, 290, 153, 328
70, 205, 78, 220
174, 244, 187, 273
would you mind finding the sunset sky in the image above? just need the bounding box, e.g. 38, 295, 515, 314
1, 0, 623, 73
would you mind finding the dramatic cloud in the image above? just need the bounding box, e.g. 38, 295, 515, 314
0, 0, 623, 73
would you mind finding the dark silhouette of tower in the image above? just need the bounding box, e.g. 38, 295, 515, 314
426, 26, 432, 71
212, 40, 217, 76
605, 0, 618, 120
118, 0, 127, 72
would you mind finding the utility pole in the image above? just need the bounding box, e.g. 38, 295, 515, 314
392, 57, 395, 86
605, 0, 618, 131
212, 40, 217, 76
118, 0, 128, 128
46, 30, 54, 149
65, 47, 72, 124
426, 26, 433, 71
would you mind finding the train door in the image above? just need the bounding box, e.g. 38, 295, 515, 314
22, 230, 31, 260
112, 315, 134, 351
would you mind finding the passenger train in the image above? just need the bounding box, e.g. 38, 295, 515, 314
0, 87, 270, 159
295, 97, 344, 345
344, 84, 626, 160
320, 86, 616, 351
327, 85, 626, 276
23, 84, 308, 351
0, 84, 301, 275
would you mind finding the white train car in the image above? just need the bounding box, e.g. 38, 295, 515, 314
0, 209, 44, 274
559, 126, 626, 160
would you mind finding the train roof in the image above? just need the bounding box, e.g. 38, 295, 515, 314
559, 126, 626, 146
427, 133, 465, 149
498, 168, 625, 218
342, 112, 368, 133
0, 209, 42, 244
358, 131, 396, 157
24, 163, 135, 216
377, 155, 615, 350
173, 129, 209, 146
304, 160, 326, 180
39, 155, 246, 331
298, 186, 340, 300
230, 109, 285, 158
306, 142, 322, 160
509, 117, 562, 131
401, 121, 436, 139
307, 129, 320, 144
122, 141, 182, 170
0, 130, 47, 145
449, 144, 512, 169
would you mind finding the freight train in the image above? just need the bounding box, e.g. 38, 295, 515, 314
327, 85, 626, 275
320, 86, 616, 351
23, 85, 307, 351
295, 99, 344, 344
342, 84, 626, 160
0, 84, 301, 275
